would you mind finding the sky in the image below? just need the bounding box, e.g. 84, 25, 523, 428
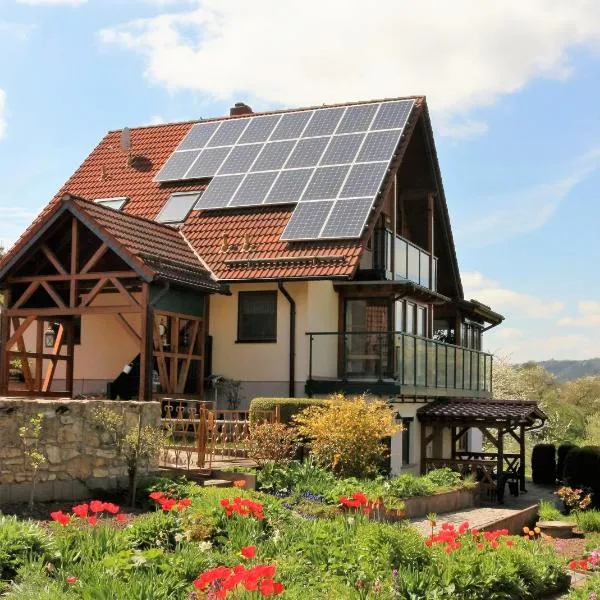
0, 0, 599, 363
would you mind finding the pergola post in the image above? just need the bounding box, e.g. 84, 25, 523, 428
497, 425, 504, 502
519, 424, 527, 492
0, 289, 10, 395
420, 421, 427, 474
138, 283, 154, 402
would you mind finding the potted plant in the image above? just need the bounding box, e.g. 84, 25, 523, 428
9, 359, 24, 382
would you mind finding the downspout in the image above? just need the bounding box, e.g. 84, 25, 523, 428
278, 282, 296, 398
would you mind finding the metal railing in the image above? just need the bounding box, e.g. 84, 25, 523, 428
306, 331, 493, 393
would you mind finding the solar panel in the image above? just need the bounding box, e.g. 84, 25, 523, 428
230, 172, 279, 207
371, 100, 413, 130
280, 200, 334, 241
251, 140, 296, 172
194, 175, 244, 209
265, 169, 314, 204
340, 162, 388, 198
178, 122, 220, 151
218, 144, 263, 175
155, 150, 201, 182
271, 111, 313, 140
155, 98, 416, 240
356, 130, 402, 163
284, 137, 329, 168
186, 147, 232, 179
302, 165, 350, 201
336, 104, 378, 134
320, 197, 373, 238
238, 114, 281, 144
157, 192, 202, 223
206, 118, 251, 147
302, 107, 345, 137
320, 133, 364, 165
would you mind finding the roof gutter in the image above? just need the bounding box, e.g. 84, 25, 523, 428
278, 282, 296, 398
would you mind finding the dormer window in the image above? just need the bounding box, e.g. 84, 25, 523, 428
94, 197, 129, 211
156, 191, 203, 225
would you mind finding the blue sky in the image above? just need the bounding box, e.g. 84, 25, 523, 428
1, 0, 600, 362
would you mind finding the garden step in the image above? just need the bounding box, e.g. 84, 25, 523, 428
202, 479, 233, 488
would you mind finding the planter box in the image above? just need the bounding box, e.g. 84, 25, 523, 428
402, 487, 478, 519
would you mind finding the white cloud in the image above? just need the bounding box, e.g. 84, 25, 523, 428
0, 89, 6, 140
457, 147, 600, 246
462, 272, 564, 319
558, 301, 600, 328
16, 0, 86, 5
146, 114, 166, 125
100, 0, 600, 135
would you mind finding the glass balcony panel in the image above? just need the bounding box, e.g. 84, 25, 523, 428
464, 351, 472, 390
415, 337, 427, 386
395, 239, 408, 279
403, 337, 415, 385
447, 346, 455, 388
407, 244, 420, 284
437, 344, 447, 387
420, 256, 430, 288
455, 349, 463, 389
427, 341, 436, 387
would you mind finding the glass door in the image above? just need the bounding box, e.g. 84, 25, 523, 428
344, 299, 391, 379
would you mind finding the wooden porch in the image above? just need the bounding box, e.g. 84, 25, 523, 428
417, 399, 547, 503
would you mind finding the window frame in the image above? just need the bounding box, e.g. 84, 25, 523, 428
236, 290, 278, 343
94, 197, 129, 211
401, 417, 413, 465
156, 191, 203, 225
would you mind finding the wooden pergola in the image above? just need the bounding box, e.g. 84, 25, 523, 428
0, 195, 223, 400
418, 399, 546, 503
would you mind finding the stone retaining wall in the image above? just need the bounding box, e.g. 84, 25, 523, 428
0, 398, 161, 504
402, 487, 478, 518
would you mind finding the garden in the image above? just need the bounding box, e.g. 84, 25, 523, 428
0, 393, 595, 599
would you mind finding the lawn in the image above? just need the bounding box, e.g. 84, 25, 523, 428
0, 474, 572, 600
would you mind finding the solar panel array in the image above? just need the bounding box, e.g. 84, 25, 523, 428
154, 99, 415, 240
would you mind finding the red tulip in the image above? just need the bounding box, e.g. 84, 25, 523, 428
241, 545, 257, 559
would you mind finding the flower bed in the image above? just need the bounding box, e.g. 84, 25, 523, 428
0, 478, 571, 599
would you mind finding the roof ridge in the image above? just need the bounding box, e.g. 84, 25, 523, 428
107, 95, 425, 134
179, 229, 218, 281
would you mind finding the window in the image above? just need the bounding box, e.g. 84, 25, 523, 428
456, 428, 469, 452
237, 291, 277, 342
416, 306, 427, 337
402, 418, 412, 465
94, 197, 128, 211
405, 302, 415, 334
156, 191, 202, 224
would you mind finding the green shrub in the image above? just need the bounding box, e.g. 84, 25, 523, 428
249, 397, 328, 425
538, 499, 565, 521
574, 509, 600, 532
424, 468, 463, 488
385, 473, 436, 498
0, 516, 53, 580
564, 446, 600, 507
531, 443, 556, 485
125, 511, 184, 551
257, 458, 336, 496
557, 443, 577, 482
564, 446, 583, 488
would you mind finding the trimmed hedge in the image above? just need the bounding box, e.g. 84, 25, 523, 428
564, 445, 600, 508
249, 397, 328, 425
557, 443, 577, 482
531, 443, 556, 485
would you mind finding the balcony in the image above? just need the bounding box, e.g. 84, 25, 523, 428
305, 331, 493, 398
361, 230, 438, 291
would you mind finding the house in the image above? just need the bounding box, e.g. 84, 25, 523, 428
0, 97, 545, 483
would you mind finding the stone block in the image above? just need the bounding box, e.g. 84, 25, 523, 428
52, 480, 73, 500
9, 483, 30, 504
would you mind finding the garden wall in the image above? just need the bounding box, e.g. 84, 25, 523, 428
402, 487, 478, 518
0, 398, 161, 505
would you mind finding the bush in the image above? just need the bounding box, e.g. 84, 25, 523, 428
126, 511, 184, 551
293, 393, 400, 478
564, 446, 600, 507
531, 443, 556, 485
249, 397, 328, 425
245, 422, 299, 467
0, 517, 53, 580
557, 443, 577, 482
574, 509, 600, 532
424, 468, 463, 488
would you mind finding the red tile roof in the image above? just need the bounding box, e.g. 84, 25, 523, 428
3, 96, 424, 282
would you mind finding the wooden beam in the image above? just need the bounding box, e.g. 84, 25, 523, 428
35, 319, 43, 392
0, 289, 11, 395
169, 315, 179, 394
138, 283, 153, 401
479, 427, 499, 448
65, 319, 74, 398
40, 245, 67, 275
6, 305, 141, 317
41, 281, 67, 309
177, 320, 199, 394
42, 324, 65, 392
519, 424, 526, 492
9, 350, 69, 361
6, 315, 36, 349
7, 270, 138, 284
80, 244, 108, 275
80, 277, 109, 307
13, 281, 40, 309
114, 313, 141, 345
153, 318, 169, 392
110, 277, 139, 308
11, 317, 33, 391
70, 218, 79, 308
506, 427, 522, 446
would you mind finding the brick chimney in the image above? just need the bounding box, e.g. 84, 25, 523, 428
230, 102, 253, 117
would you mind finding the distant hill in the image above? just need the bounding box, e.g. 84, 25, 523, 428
531, 359, 600, 382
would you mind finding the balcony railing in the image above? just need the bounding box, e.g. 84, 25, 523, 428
372, 230, 438, 291
306, 331, 493, 394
